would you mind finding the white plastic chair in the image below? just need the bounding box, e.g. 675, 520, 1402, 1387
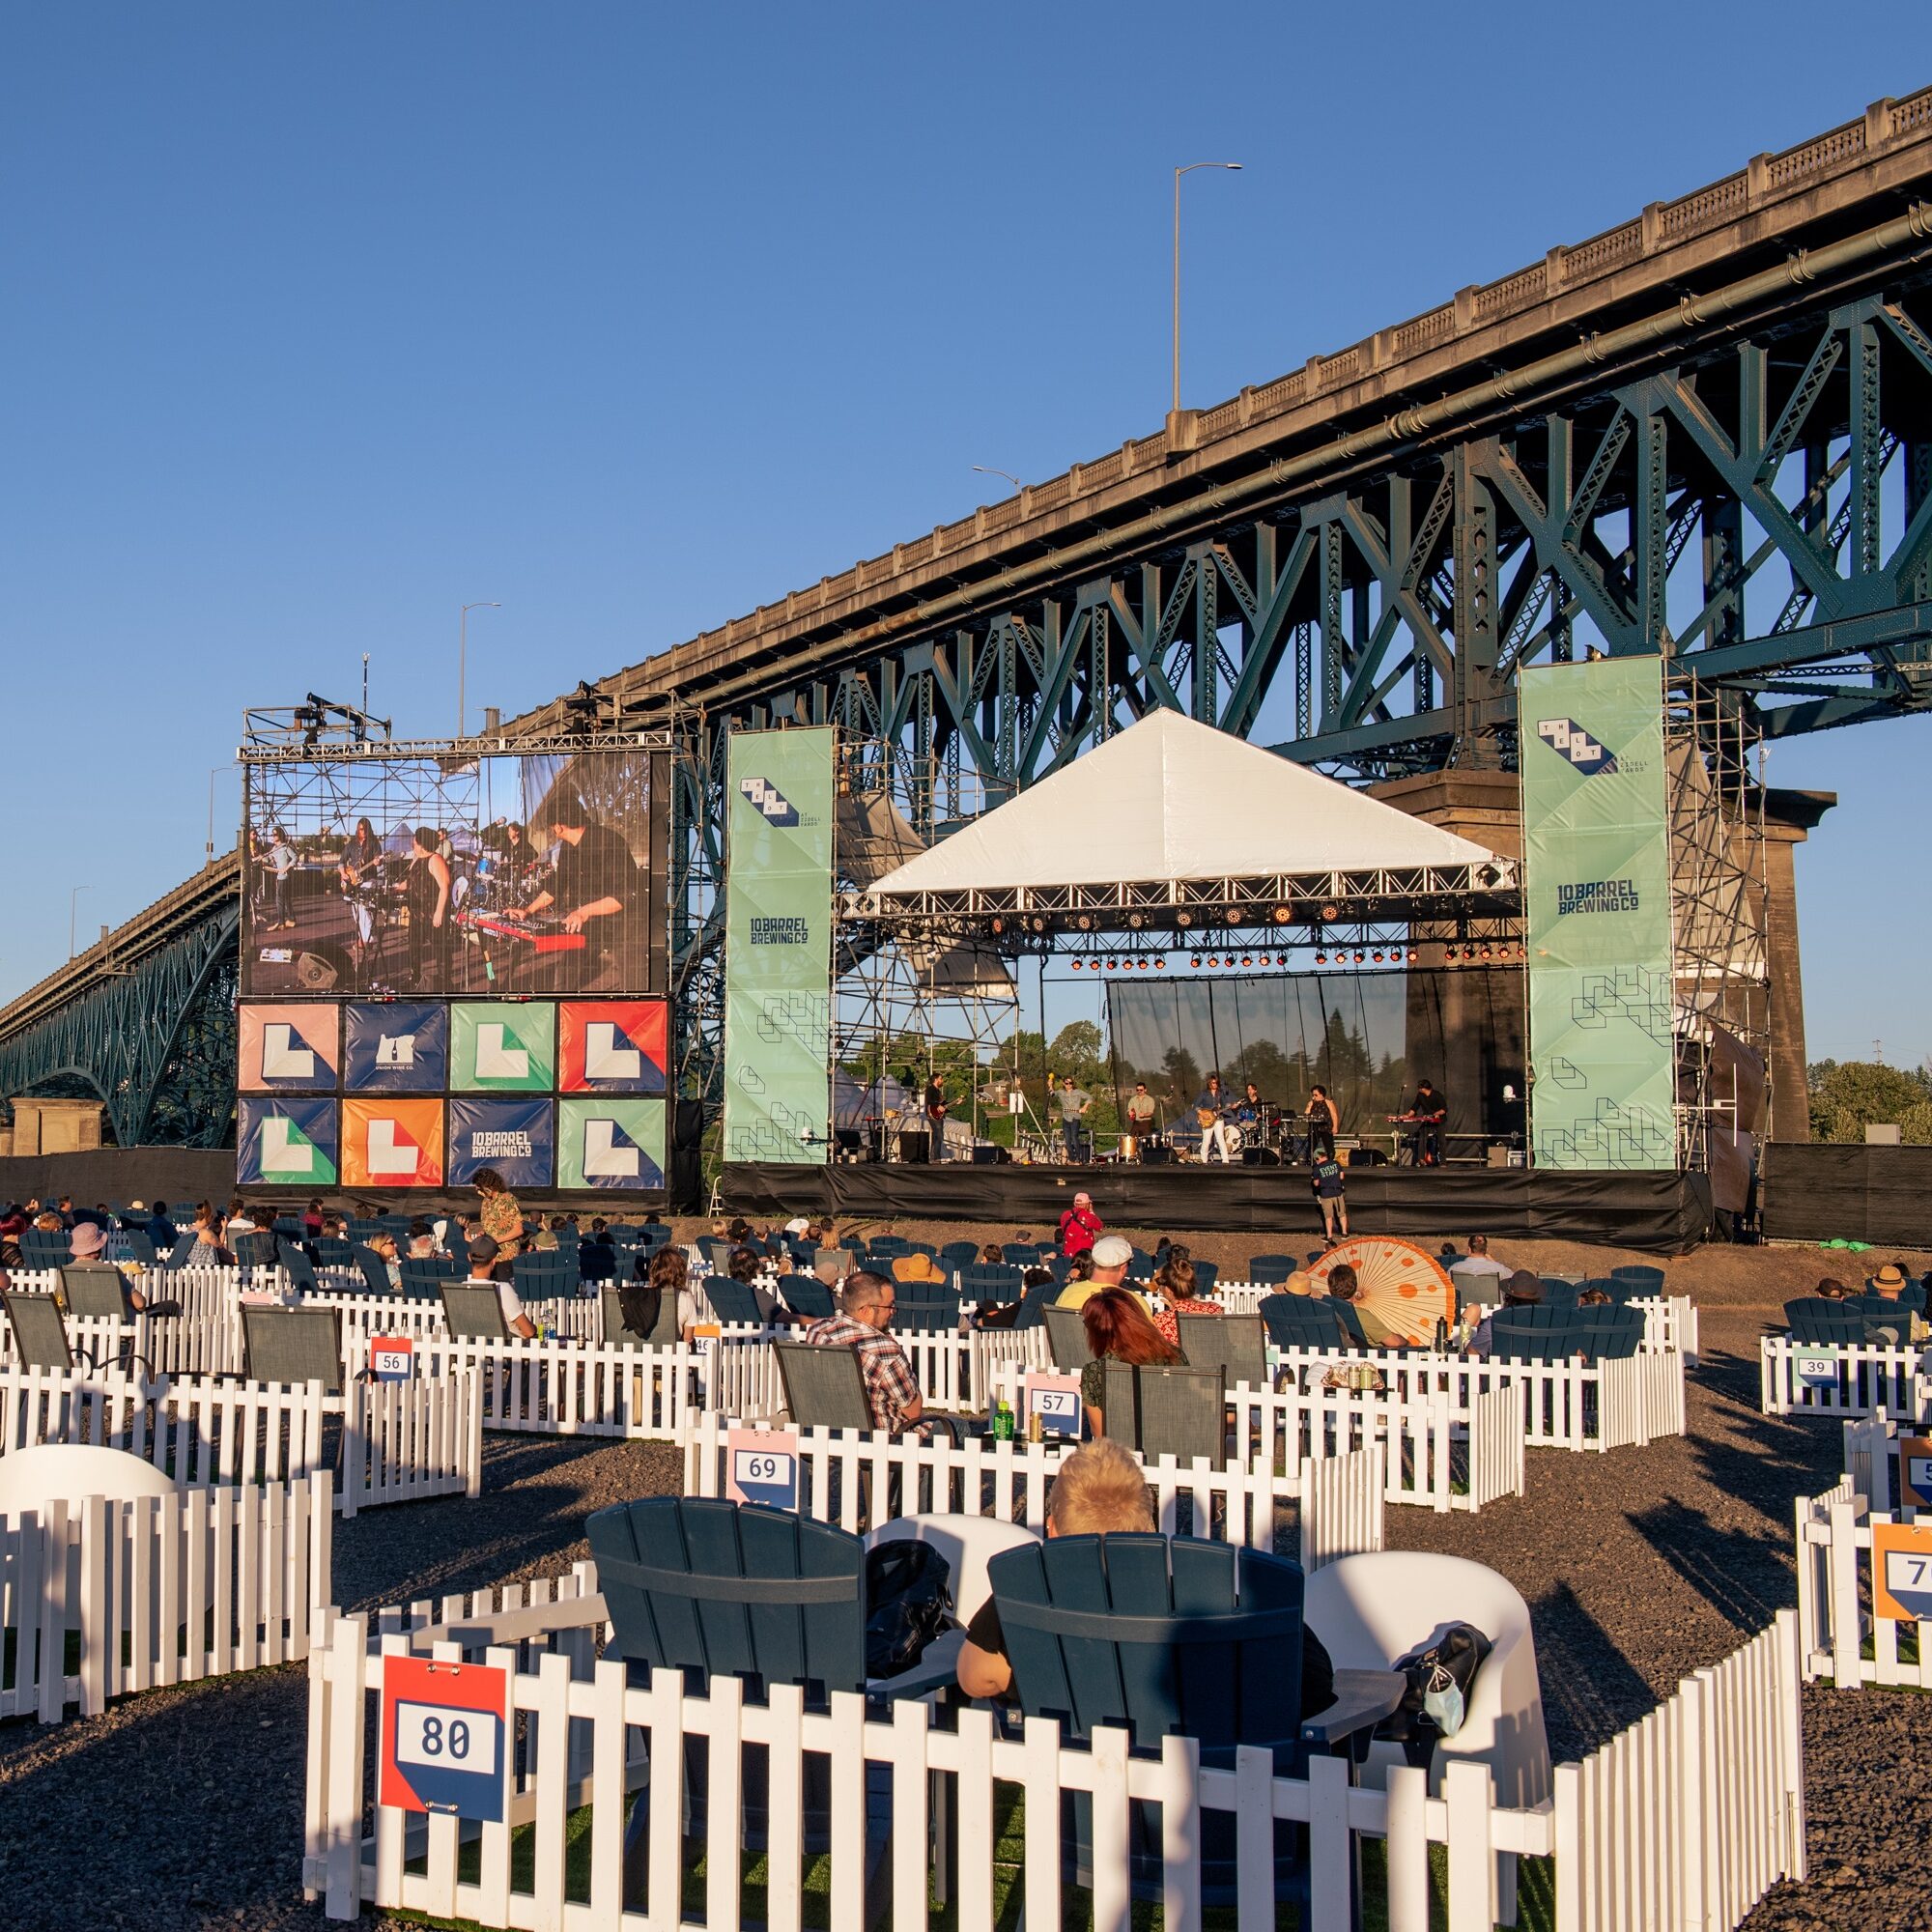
0, 1443, 176, 1516
1303, 1550, 1550, 1807
865, 1513, 1040, 1693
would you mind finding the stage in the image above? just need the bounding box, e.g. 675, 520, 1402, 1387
721, 1159, 1713, 1255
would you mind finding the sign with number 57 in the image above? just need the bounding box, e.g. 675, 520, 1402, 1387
1872, 1522, 1932, 1622
379, 1655, 509, 1821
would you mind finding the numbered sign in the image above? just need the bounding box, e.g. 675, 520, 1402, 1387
725, 1426, 800, 1510
379, 1655, 508, 1821
1791, 1347, 1838, 1388
1873, 1522, 1932, 1621
369, 1336, 414, 1383
1902, 1436, 1932, 1509
1023, 1372, 1084, 1439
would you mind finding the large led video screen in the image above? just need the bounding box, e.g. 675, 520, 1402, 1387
242, 750, 668, 999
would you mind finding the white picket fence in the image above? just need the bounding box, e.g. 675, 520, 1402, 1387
0, 1366, 479, 1518
2, 1471, 332, 1726
1759, 1334, 1932, 1419
300, 1578, 1804, 1932
1793, 1441, 1932, 1690
683, 1410, 1385, 1563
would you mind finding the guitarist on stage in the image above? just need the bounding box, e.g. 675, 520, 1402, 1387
1193, 1074, 1239, 1165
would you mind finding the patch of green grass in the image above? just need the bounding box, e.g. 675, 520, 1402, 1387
392, 1785, 1557, 1932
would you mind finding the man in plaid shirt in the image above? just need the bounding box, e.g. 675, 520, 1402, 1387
803, 1270, 926, 1435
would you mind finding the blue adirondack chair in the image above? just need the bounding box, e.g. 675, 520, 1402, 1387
1487, 1307, 1582, 1363
1578, 1304, 1644, 1360
353, 1246, 395, 1298
988, 1532, 1393, 1904
1608, 1264, 1665, 1296
776, 1273, 836, 1320
20, 1229, 71, 1271
937, 1241, 980, 1274
1258, 1294, 1348, 1352
891, 1284, 959, 1334
1248, 1254, 1296, 1285
702, 1276, 767, 1326
960, 1263, 1023, 1302
313, 1236, 355, 1270
1783, 1297, 1865, 1346
512, 1252, 577, 1299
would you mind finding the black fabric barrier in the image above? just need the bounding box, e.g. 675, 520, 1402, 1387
1762, 1143, 1932, 1247
0, 1147, 237, 1208
722, 1161, 1711, 1255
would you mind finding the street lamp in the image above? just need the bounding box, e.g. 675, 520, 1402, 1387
69, 885, 91, 959
1173, 161, 1241, 417
458, 602, 501, 738
972, 466, 1022, 493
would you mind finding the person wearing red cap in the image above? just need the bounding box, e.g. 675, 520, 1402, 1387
1057, 1191, 1103, 1260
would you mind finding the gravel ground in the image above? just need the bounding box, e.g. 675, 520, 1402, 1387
0, 1226, 1924, 1930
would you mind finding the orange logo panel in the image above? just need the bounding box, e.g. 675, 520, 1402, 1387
341, 1097, 445, 1189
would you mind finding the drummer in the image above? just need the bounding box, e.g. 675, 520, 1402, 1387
1123, 1081, 1158, 1143
1237, 1082, 1264, 1135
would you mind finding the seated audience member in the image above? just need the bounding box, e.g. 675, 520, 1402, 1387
464, 1235, 535, 1339
301, 1199, 326, 1238
1323, 1263, 1406, 1348
579, 1217, 617, 1282
1149, 1246, 1223, 1347
1057, 1234, 1136, 1310
1283, 1268, 1316, 1297
67, 1221, 168, 1313
225, 1200, 260, 1236
1465, 1270, 1545, 1358
1577, 1287, 1610, 1307
973, 1263, 1054, 1330
727, 1242, 800, 1325
802, 1270, 925, 1435
1079, 1286, 1184, 1437
1866, 1264, 1928, 1345
185, 1205, 229, 1267
616, 1247, 701, 1342
146, 1201, 180, 1251
979, 1242, 1005, 1266
407, 1218, 442, 1260
1448, 1233, 1509, 1282
953, 1439, 1338, 1716
366, 1232, 403, 1290
1812, 1277, 1850, 1300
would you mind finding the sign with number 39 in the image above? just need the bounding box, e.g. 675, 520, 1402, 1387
380, 1655, 509, 1821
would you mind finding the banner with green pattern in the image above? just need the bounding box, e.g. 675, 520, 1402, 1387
722, 727, 835, 1164
1520, 657, 1675, 1169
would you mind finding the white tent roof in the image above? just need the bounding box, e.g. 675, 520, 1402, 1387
867, 710, 1498, 895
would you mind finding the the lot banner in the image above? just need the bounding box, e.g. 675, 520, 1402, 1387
1520, 658, 1675, 1169
723, 727, 834, 1164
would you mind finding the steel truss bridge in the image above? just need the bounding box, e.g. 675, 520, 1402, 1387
6, 89, 1932, 1142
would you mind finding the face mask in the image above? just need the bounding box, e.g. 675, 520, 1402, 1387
1422, 1666, 1465, 1737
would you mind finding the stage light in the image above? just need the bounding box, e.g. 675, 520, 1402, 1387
1025, 913, 1049, 934
1321, 904, 1339, 921
1271, 905, 1292, 923
1127, 911, 1147, 930
1315, 952, 1326, 965
1479, 944, 1492, 959
1189, 954, 1202, 967
1406, 949, 1418, 964
1373, 951, 1384, 963
1176, 910, 1194, 929
1074, 913, 1095, 932
1240, 955, 1253, 969
990, 915, 1008, 936
1352, 951, 1366, 964
1136, 958, 1149, 970
1070, 958, 1083, 970
1154, 957, 1165, 970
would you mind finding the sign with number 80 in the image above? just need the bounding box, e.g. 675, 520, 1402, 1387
380, 1656, 509, 1822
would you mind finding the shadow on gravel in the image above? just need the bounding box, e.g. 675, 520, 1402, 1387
1683, 1362, 1844, 1532
1525, 1580, 1660, 1760
1626, 1496, 1789, 1632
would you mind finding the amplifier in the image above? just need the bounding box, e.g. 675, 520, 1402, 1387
1140, 1144, 1174, 1165
971, 1144, 1010, 1165
1240, 1147, 1282, 1167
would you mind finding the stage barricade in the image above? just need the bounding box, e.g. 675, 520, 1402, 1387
1759, 1333, 1932, 1419
2, 1473, 332, 1729
0, 1366, 478, 1518
682, 1408, 1384, 1561
301, 1569, 1806, 1932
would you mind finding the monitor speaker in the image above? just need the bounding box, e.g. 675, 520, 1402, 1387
1140, 1144, 1173, 1165
971, 1144, 1009, 1165
1241, 1147, 1281, 1167
294, 948, 342, 991
898, 1130, 930, 1164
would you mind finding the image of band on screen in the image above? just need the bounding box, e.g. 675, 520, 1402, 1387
242, 749, 667, 999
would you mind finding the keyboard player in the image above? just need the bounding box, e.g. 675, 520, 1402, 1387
507, 808, 641, 990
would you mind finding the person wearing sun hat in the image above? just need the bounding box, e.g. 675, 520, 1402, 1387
66, 1220, 164, 1314
1867, 1263, 1928, 1345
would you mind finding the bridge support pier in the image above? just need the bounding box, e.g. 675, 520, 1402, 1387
4, 1097, 107, 1158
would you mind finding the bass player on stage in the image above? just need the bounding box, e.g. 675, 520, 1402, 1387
1400, 1078, 1449, 1166
1194, 1075, 1238, 1164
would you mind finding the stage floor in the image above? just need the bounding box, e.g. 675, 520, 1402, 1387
721, 1159, 1713, 1255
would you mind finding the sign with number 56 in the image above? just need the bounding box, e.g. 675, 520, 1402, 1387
380, 1655, 509, 1821
1872, 1522, 1932, 1622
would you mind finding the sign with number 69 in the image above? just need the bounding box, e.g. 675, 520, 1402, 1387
380, 1655, 509, 1821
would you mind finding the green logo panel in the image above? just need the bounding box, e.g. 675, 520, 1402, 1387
449, 1002, 556, 1093
556, 1097, 666, 1189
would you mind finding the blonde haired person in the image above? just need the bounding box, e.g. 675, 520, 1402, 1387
955, 1441, 1152, 1698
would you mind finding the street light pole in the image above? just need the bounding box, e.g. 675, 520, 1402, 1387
69, 885, 90, 958
458, 602, 501, 738
1172, 161, 1241, 417
972, 465, 1022, 493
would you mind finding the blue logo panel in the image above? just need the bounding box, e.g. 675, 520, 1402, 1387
343, 1002, 449, 1091
446, 1097, 554, 1189
237, 1098, 340, 1186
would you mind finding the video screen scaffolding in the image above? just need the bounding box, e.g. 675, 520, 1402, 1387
235, 702, 676, 1197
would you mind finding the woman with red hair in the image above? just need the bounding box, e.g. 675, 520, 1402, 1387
1079, 1286, 1185, 1437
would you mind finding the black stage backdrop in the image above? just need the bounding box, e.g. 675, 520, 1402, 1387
721, 1160, 1711, 1254
1105, 968, 1526, 1139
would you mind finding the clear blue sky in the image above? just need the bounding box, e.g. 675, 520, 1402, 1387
0, 6, 1919, 1064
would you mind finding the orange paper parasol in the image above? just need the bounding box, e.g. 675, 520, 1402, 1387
1307, 1237, 1456, 1347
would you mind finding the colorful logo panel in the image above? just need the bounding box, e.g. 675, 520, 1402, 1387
237, 1098, 339, 1185
556, 1098, 666, 1190
447, 1097, 554, 1189
450, 1003, 556, 1093
343, 1002, 450, 1092
238, 1005, 340, 1092
341, 1097, 445, 1189
558, 1001, 668, 1094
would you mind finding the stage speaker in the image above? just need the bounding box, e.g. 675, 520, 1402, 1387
1140, 1144, 1174, 1165
1350, 1146, 1388, 1166
294, 948, 342, 991
971, 1145, 1009, 1165
898, 1130, 930, 1164
834, 1127, 862, 1156
1241, 1147, 1281, 1167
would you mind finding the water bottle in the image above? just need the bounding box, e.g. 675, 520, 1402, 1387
992, 1399, 1015, 1441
